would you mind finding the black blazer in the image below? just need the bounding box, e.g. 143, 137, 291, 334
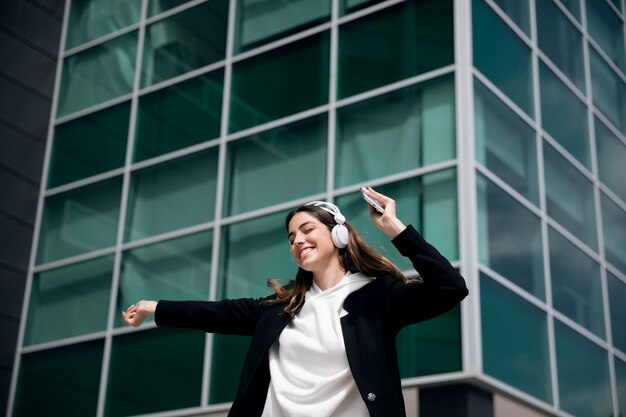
155, 225, 468, 417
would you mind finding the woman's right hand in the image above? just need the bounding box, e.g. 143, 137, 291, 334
122, 300, 157, 327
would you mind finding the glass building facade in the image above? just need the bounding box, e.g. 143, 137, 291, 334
6, 0, 626, 416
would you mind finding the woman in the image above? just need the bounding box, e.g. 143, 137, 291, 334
122, 187, 468, 417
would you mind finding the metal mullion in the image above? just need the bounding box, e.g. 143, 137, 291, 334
137, 60, 226, 98
593, 108, 626, 146
121, 221, 216, 252
542, 133, 594, 181
20, 331, 108, 355
454, 0, 480, 377
143, 0, 210, 25
55, 93, 134, 125
129, 138, 221, 173
32, 247, 117, 274
400, 371, 470, 391
64, 24, 141, 57
606, 261, 626, 284
6, 0, 73, 414
478, 264, 549, 313
472, 69, 538, 129
553, 311, 610, 350
615, 346, 626, 362
44, 168, 125, 197
588, 37, 626, 84
337, 0, 406, 25
203, 0, 238, 409
95, 0, 148, 414
536, 51, 589, 104
551, 0, 585, 33
475, 164, 543, 218
484, 0, 534, 46
545, 217, 602, 262
326, 0, 339, 201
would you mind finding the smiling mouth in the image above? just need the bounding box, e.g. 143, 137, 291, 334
299, 247, 314, 260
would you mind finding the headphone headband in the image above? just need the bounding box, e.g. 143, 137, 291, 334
304, 201, 349, 248
305, 201, 344, 224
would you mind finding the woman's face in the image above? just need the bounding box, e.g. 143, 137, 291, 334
287, 211, 338, 272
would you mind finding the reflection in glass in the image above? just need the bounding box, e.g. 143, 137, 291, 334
218, 210, 294, 300
210, 334, 251, 404
49, 102, 130, 188
58, 32, 137, 117
230, 32, 329, 132
474, 79, 539, 203
37, 178, 122, 264
125, 149, 218, 241
224, 115, 327, 216
134, 69, 223, 162
586, 0, 625, 72
601, 193, 626, 274
596, 118, 626, 203
116, 231, 212, 327
235, 0, 331, 52
477, 175, 544, 298
543, 142, 597, 250
65, 0, 141, 49
106, 328, 204, 416
338, 0, 453, 99
539, 63, 590, 167
473, 0, 533, 116
13, 340, 104, 417
555, 322, 612, 417
141, 0, 228, 87
590, 48, 626, 132
25, 256, 114, 345
536, 0, 585, 92
549, 228, 604, 337
148, 0, 192, 17
336, 75, 455, 188
397, 305, 462, 377
608, 272, 626, 353
337, 169, 458, 271
481, 274, 551, 402
340, 0, 386, 15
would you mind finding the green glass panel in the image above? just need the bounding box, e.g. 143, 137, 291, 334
601, 193, 626, 274
473, 0, 533, 116
134, 70, 223, 162
616, 356, 626, 417
340, 0, 386, 15
65, 0, 141, 49
397, 304, 462, 377
536, 0, 585, 92
608, 272, 626, 353
209, 334, 251, 404
141, 0, 228, 87
235, 0, 331, 52
543, 142, 597, 250
218, 210, 294, 300
125, 149, 218, 241
58, 32, 137, 117
492, 0, 530, 34
148, 0, 191, 17
481, 274, 551, 402
25, 255, 114, 345
590, 47, 626, 132
474, 79, 539, 203
224, 115, 327, 216
559, 0, 580, 20
596, 118, 626, 203
476, 175, 544, 299
587, 0, 625, 72
116, 231, 212, 327
105, 328, 204, 416
337, 169, 458, 272
549, 228, 604, 337
338, 0, 453, 99
37, 178, 122, 264
336, 74, 455, 188
540, 63, 590, 168
49, 102, 130, 188
230, 32, 330, 132
13, 340, 104, 417
555, 322, 612, 417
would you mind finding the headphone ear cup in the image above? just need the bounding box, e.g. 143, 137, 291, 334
331, 224, 349, 248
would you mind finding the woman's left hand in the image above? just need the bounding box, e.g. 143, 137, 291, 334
361, 187, 406, 239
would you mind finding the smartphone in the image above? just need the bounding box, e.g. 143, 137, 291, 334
362, 192, 385, 214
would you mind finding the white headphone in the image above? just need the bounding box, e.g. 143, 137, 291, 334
305, 201, 350, 248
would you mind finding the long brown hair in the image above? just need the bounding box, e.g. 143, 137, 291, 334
264, 204, 406, 317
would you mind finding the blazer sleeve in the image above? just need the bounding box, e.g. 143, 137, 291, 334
154, 297, 266, 336
385, 224, 468, 328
